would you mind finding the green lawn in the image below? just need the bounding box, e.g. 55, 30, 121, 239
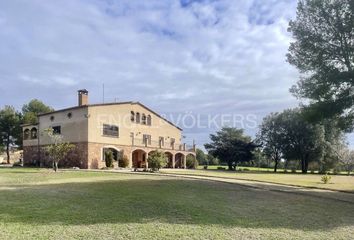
162, 169, 354, 192
0, 168, 354, 239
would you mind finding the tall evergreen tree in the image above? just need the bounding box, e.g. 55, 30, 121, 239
0, 106, 22, 163
287, 0, 354, 130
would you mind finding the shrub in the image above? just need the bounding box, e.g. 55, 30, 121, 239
203, 165, 208, 170
104, 150, 114, 168
291, 167, 297, 173
119, 154, 129, 168
147, 151, 167, 172
243, 168, 250, 171
217, 167, 226, 170
321, 174, 332, 184
186, 155, 198, 169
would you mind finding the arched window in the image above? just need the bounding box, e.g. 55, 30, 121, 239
131, 111, 135, 122
30, 127, 37, 139
147, 115, 152, 126
136, 112, 140, 123
142, 114, 147, 124
23, 129, 30, 140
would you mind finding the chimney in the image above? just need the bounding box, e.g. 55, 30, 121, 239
78, 89, 88, 106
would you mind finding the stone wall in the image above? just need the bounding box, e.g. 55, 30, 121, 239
23, 143, 89, 169
23, 142, 195, 169
88, 143, 132, 169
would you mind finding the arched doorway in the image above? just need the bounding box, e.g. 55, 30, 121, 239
175, 153, 185, 169
102, 147, 120, 162
165, 152, 173, 168
132, 149, 147, 168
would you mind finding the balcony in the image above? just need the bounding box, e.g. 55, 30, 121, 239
132, 138, 195, 152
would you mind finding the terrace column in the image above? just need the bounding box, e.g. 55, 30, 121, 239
183, 155, 186, 169
129, 152, 133, 168
172, 154, 175, 169
145, 152, 149, 170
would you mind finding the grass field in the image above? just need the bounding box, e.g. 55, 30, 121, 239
161, 168, 354, 192
0, 168, 354, 240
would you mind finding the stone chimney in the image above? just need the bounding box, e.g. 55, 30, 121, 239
78, 89, 88, 106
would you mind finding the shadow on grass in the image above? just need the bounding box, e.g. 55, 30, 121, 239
0, 177, 353, 231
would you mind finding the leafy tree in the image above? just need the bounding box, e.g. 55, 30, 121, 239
204, 127, 257, 171
320, 121, 346, 173
45, 128, 75, 172
206, 154, 219, 165
22, 99, 53, 124
287, 0, 354, 130
147, 151, 167, 172
196, 148, 207, 165
0, 106, 22, 163
251, 149, 270, 169
340, 149, 354, 175
280, 109, 325, 173
257, 113, 285, 172
186, 155, 198, 169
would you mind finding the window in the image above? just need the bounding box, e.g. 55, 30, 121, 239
23, 129, 30, 140
147, 115, 152, 126
67, 112, 72, 119
142, 114, 146, 124
136, 112, 140, 123
50, 116, 55, 121
159, 137, 164, 147
103, 124, 119, 137
143, 134, 151, 145
131, 111, 135, 122
52, 126, 61, 135
30, 128, 37, 139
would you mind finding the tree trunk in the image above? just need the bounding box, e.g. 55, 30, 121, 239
227, 161, 233, 171
301, 156, 308, 174
6, 136, 10, 164
304, 158, 309, 173
53, 161, 58, 172
274, 159, 278, 173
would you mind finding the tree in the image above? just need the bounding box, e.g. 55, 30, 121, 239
147, 151, 167, 172
287, 0, 354, 130
204, 127, 257, 171
45, 128, 75, 172
319, 120, 346, 173
196, 148, 207, 165
340, 150, 354, 175
251, 149, 269, 168
331, 142, 354, 175
257, 113, 285, 172
22, 99, 53, 124
280, 109, 325, 173
0, 106, 22, 163
186, 155, 198, 169
206, 154, 219, 165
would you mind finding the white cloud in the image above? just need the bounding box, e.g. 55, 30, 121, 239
0, 0, 304, 146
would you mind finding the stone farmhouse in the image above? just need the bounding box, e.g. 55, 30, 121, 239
22, 89, 196, 169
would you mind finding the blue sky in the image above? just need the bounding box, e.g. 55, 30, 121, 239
2, 0, 349, 148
